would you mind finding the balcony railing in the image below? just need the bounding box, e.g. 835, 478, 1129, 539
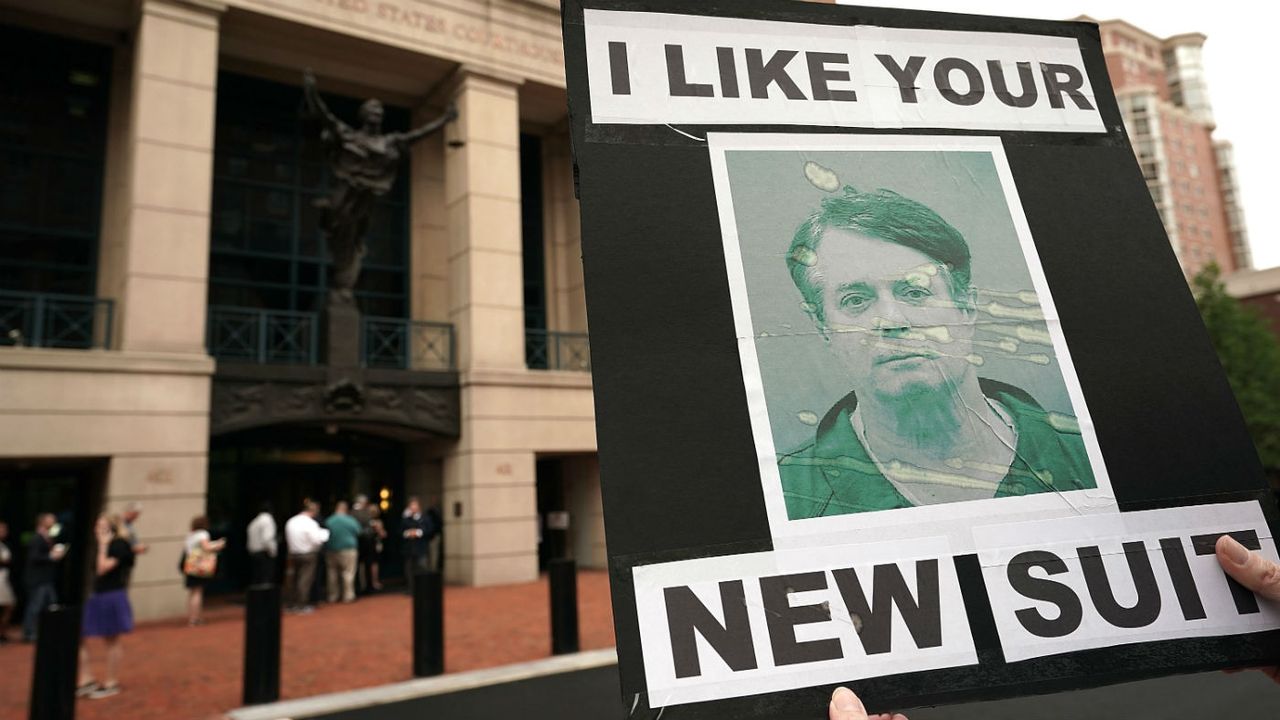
362, 316, 455, 371
526, 329, 591, 372
207, 307, 318, 365
0, 290, 114, 350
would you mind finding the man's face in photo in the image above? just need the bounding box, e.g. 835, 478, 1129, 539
812, 228, 976, 403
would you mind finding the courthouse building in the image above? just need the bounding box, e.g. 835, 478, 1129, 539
0, 0, 602, 619
1092, 17, 1252, 276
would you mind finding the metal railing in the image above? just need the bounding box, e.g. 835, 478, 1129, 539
525, 329, 591, 372
0, 290, 114, 350
362, 316, 455, 371
207, 306, 318, 365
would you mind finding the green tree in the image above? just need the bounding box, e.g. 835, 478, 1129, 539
1193, 263, 1280, 470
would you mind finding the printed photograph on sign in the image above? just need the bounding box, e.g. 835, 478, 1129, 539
708, 134, 1117, 550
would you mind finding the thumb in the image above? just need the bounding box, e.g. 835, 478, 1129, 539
1216, 535, 1280, 602
830, 687, 868, 720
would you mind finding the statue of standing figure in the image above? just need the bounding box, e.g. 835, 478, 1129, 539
303, 70, 457, 306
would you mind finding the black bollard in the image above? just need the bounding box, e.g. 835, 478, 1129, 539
29, 604, 79, 720
412, 569, 444, 677
242, 584, 282, 705
548, 558, 579, 655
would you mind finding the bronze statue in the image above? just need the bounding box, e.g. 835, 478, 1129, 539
303, 70, 456, 305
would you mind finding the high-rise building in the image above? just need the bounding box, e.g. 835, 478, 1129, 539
1089, 18, 1252, 276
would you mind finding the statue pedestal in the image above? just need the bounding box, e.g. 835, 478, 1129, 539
326, 298, 361, 372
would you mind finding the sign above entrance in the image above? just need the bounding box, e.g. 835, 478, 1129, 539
562, 0, 1280, 717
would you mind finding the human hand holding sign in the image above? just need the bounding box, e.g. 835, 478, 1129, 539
826, 535, 1280, 720
1216, 534, 1280, 683
828, 688, 907, 720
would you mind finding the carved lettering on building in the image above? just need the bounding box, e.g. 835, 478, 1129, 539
299, 0, 565, 68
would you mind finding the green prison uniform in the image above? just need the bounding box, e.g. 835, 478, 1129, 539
778, 378, 1097, 519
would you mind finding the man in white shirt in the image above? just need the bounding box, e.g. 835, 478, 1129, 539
283, 500, 329, 613
246, 503, 278, 587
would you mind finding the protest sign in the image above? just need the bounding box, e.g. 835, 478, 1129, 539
561, 0, 1280, 716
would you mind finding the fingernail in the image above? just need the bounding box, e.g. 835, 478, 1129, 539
1222, 536, 1251, 565
832, 687, 857, 711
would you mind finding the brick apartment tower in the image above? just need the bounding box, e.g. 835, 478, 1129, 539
1089, 18, 1252, 276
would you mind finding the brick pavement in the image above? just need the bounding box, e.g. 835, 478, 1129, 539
0, 570, 614, 720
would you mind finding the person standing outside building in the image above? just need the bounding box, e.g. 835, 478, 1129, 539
0, 521, 14, 643
425, 497, 444, 572
367, 504, 387, 591
323, 501, 360, 604
246, 503, 278, 586
22, 512, 66, 642
122, 502, 147, 558
183, 516, 225, 626
284, 500, 328, 613
121, 502, 147, 588
77, 514, 136, 700
351, 494, 373, 593
401, 497, 434, 592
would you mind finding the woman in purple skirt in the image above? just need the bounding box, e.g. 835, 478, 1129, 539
76, 514, 135, 700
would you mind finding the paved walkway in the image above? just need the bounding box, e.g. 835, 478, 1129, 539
0, 570, 614, 720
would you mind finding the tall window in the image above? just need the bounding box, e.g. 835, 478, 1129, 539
0, 25, 110, 296
520, 135, 547, 327
210, 72, 410, 318
520, 134, 552, 369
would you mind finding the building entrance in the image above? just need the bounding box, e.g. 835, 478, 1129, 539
207, 426, 406, 592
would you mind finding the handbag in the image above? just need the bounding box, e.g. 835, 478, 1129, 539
183, 547, 218, 578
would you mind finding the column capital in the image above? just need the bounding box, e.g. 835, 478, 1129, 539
436, 65, 525, 103
137, 0, 227, 27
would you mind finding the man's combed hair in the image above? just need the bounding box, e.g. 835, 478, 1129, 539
787, 186, 973, 327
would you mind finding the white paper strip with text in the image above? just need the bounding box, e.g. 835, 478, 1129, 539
632, 537, 976, 706
584, 9, 1106, 132
974, 501, 1280, 662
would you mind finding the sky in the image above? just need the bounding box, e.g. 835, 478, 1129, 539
836, 0, 1279, 270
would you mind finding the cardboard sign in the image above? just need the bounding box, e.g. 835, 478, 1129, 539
561, 1, 1280, 716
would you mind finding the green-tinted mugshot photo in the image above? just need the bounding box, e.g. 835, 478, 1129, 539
720, 145, 1100, 521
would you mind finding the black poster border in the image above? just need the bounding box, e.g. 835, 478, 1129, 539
562, 0, 1279, 716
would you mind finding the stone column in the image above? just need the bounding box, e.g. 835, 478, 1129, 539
99, 0, 222, 354
95, 0, 223, 620
409, 115, 449, 325
542, 130, 589, 334
443, 70, 526, 370
441, 69, 539, 585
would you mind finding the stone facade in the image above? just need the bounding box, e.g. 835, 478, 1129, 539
0, 0, 602, 619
